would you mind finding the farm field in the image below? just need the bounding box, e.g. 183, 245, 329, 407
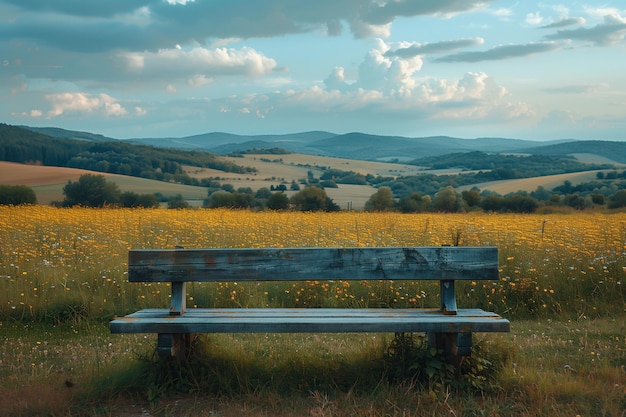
457, 169, 608, 195
2, 152, 618, 210
0, 207, 624, 416
0, 161, 209, 206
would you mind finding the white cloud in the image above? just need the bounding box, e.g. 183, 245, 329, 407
583, 7, 626, 22
187, 75, 214, 87
122, 46, 277, 80
348, 19, 391, 39
526, 12, 544, 26
229, 38, 529, 126
1, 0, 500, 54
324, 67, 347, 90
334, 39, 423, 95
45, 92, 128, 117
490, 8, 513, 19
215, 69, 528, 125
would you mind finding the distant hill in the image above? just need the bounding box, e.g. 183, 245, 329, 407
4, 124, 626, 209
518, 140, 626, 164
18, 124, 626, 164
23, 126, 114, 142
127, 131, 337, 153
1, 123, 255, 182
303, 133, 572, 160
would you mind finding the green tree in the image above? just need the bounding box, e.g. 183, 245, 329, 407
62, 174, 120, 207
504, 195, 539, 213
266, 192, 289, 210
461, 188, 481, 208
232, 192, 254, 208
290, 186, 338, 211
564, 194, 586, 210
530, 186, 551, 201
207, 191, 235, 208
397, 192, 430, 213
481, 194, 504, 212
0, 184, 37, 205
167, 194, 190, 209
608, 190, 626, 209
207, 191, 254, 209
255, 187, 272, 199
120, 191, 159, 208
432, 186, 462, 213
591, 193, 605, 205
364, 187, 394, 212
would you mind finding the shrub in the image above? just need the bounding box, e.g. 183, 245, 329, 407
290, 186, 339, 211
266, 192, 289, 210
62, 174, 120, 207
0, 184, 37, 205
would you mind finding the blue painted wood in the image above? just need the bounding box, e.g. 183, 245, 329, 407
110, 308, 510, 334
128, 246, 499, 283
440, 280, 458, 315
170, 281, 186, 316
111, 246, 508, 363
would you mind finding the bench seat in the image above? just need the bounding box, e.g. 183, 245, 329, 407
111, 308, 509, 334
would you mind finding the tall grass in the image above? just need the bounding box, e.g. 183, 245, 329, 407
0, 207, 624, 416
1, 207, 624, 321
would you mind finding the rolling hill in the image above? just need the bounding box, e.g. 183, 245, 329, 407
0, 161, 209, 206
24, 125, 614, 162
3, 124, 624, 209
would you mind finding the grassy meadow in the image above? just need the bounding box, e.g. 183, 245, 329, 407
0, 206, 624, 416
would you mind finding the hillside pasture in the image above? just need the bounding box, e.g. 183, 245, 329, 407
184, 153, 430, 185
570, 153, 626, 165
0, 161, 209, 205
2, 155, 618, 209
458, 169, 609, 195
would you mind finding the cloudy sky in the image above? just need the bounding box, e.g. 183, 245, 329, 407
2, 1, 625, 141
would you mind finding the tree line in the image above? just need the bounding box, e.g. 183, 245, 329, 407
0, 124, 255, 185
363, 182, 626, 213
0, 173, 340, 211
2, 172, 625, 212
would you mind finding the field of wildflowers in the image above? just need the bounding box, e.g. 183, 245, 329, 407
0, 206, 624, 322
0, 206, 624, 416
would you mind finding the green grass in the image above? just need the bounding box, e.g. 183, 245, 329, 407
0, 317, 623, 417
1, 209, 624, 415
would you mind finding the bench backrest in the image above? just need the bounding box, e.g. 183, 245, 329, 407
129, 247, 498, 316
128, 246, 498, 283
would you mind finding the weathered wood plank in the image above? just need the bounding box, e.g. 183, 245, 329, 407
118, 308, 505, 318
128, 246, 498, 283
110, 308, 510, 334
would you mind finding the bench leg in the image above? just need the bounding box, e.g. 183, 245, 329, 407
157, 333, 196, 360
428, 332, 472, 368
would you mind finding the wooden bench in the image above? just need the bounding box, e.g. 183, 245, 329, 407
110, 246, 510, 364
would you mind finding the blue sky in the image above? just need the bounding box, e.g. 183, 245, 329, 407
1, 0, 625, 141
